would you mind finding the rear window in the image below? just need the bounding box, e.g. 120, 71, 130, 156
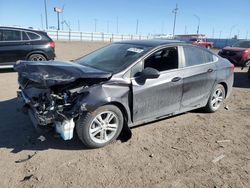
27, 32, 40, 40
183, 46, 214, 66
2, 29, 21, 41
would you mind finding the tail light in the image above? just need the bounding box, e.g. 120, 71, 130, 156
48, 41, 55, 48
230, 63, 235, 73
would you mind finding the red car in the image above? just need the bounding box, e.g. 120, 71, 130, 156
218, 40, 250, 66
191, 38, 213, 49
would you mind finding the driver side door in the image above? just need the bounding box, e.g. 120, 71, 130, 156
131, 46, 184, 123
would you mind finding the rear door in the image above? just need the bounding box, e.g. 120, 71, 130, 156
180, 45, 217, 111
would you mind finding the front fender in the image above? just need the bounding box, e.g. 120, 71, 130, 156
75, 82, 133, 125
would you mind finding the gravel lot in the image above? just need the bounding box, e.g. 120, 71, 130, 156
0, 41, 249, 188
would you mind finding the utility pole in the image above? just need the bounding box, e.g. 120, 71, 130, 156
172, 4, 178, 38
41, 14, 44, 29
161, 21, 164, 34
94, 19, 98, 32
136, 19, 139, 35
116, 17, 119, 33
57, 12, 60, 30
229, 25, 237, 39
237, 30, 240, 39
184, 25, 187, 34
219, 30, 222, 39
44, 0, 48, 30
78, 19, 80, 31
194, 14, 200, 34
61, 5, 65, 30
107, 21, 109, 33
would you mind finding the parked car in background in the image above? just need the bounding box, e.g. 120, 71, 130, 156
190, 38, 213, 49
0, 26, 55, 68
175, 34, 213, 49
218, 40, 250, 66
15, 40, 234, 148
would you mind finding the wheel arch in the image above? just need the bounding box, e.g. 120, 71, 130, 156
218, 82, 228, 98
108, 101, 132, 140
25, 50, 48, 60
108, 101, 129, 125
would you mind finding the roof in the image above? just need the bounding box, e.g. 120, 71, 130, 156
116, 39, 184, 47
0, 26, 44, 33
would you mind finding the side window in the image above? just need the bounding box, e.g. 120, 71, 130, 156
130, 61, 143, 77
22, 31, 29, 40
203, 50, 214, 62
144, 47, 178, 72
27, 32, 40, 40
183, 46, 214, 67
2, 30, 21, 41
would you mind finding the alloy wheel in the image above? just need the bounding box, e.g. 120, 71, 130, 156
89, 111, 119, 144
211, 88, 224, 110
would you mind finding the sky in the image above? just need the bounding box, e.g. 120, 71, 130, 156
0, 0, 249, 39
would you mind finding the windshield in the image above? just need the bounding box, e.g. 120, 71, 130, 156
232, 41, 250, 48
76, 43, 152, 73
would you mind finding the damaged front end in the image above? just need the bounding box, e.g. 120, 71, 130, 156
15, 60, 112, 140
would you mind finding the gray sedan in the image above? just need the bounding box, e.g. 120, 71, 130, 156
15, 40, 234, 148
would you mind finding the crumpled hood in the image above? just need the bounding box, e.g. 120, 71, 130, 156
14, 60, 112, 87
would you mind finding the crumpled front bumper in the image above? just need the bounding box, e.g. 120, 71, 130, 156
17, 90, 54, 128
17, 90, 75, 140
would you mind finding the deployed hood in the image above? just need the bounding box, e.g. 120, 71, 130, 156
14, 60, 112, 87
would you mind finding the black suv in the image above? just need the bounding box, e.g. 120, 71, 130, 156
0, 26, 55, 68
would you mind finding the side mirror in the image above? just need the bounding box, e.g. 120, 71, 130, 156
141, 67, 160, 79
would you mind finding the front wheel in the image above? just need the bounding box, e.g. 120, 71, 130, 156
204, 84, 225, 113
76, 105, 124, 148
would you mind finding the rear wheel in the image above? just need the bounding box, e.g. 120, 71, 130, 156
28, 54, 47, 61
204, 84, 225, 113
76, 105, 124, 148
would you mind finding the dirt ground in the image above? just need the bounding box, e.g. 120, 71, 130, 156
0, 41, 249, 188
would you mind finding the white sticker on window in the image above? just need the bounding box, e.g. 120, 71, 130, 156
127, 48, 144, 53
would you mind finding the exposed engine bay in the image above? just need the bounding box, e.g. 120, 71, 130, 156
15, 60, 114, 140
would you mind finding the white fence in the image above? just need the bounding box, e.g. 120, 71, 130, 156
46, 30, 158, 42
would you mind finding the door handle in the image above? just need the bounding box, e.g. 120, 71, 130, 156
25, 42, 31, 45
171, 77, 182, 82
207, 68, 214, 73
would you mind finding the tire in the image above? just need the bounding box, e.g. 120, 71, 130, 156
76, 105, 124, 148
28, 54, 47, 61
204, 84, 225, 113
